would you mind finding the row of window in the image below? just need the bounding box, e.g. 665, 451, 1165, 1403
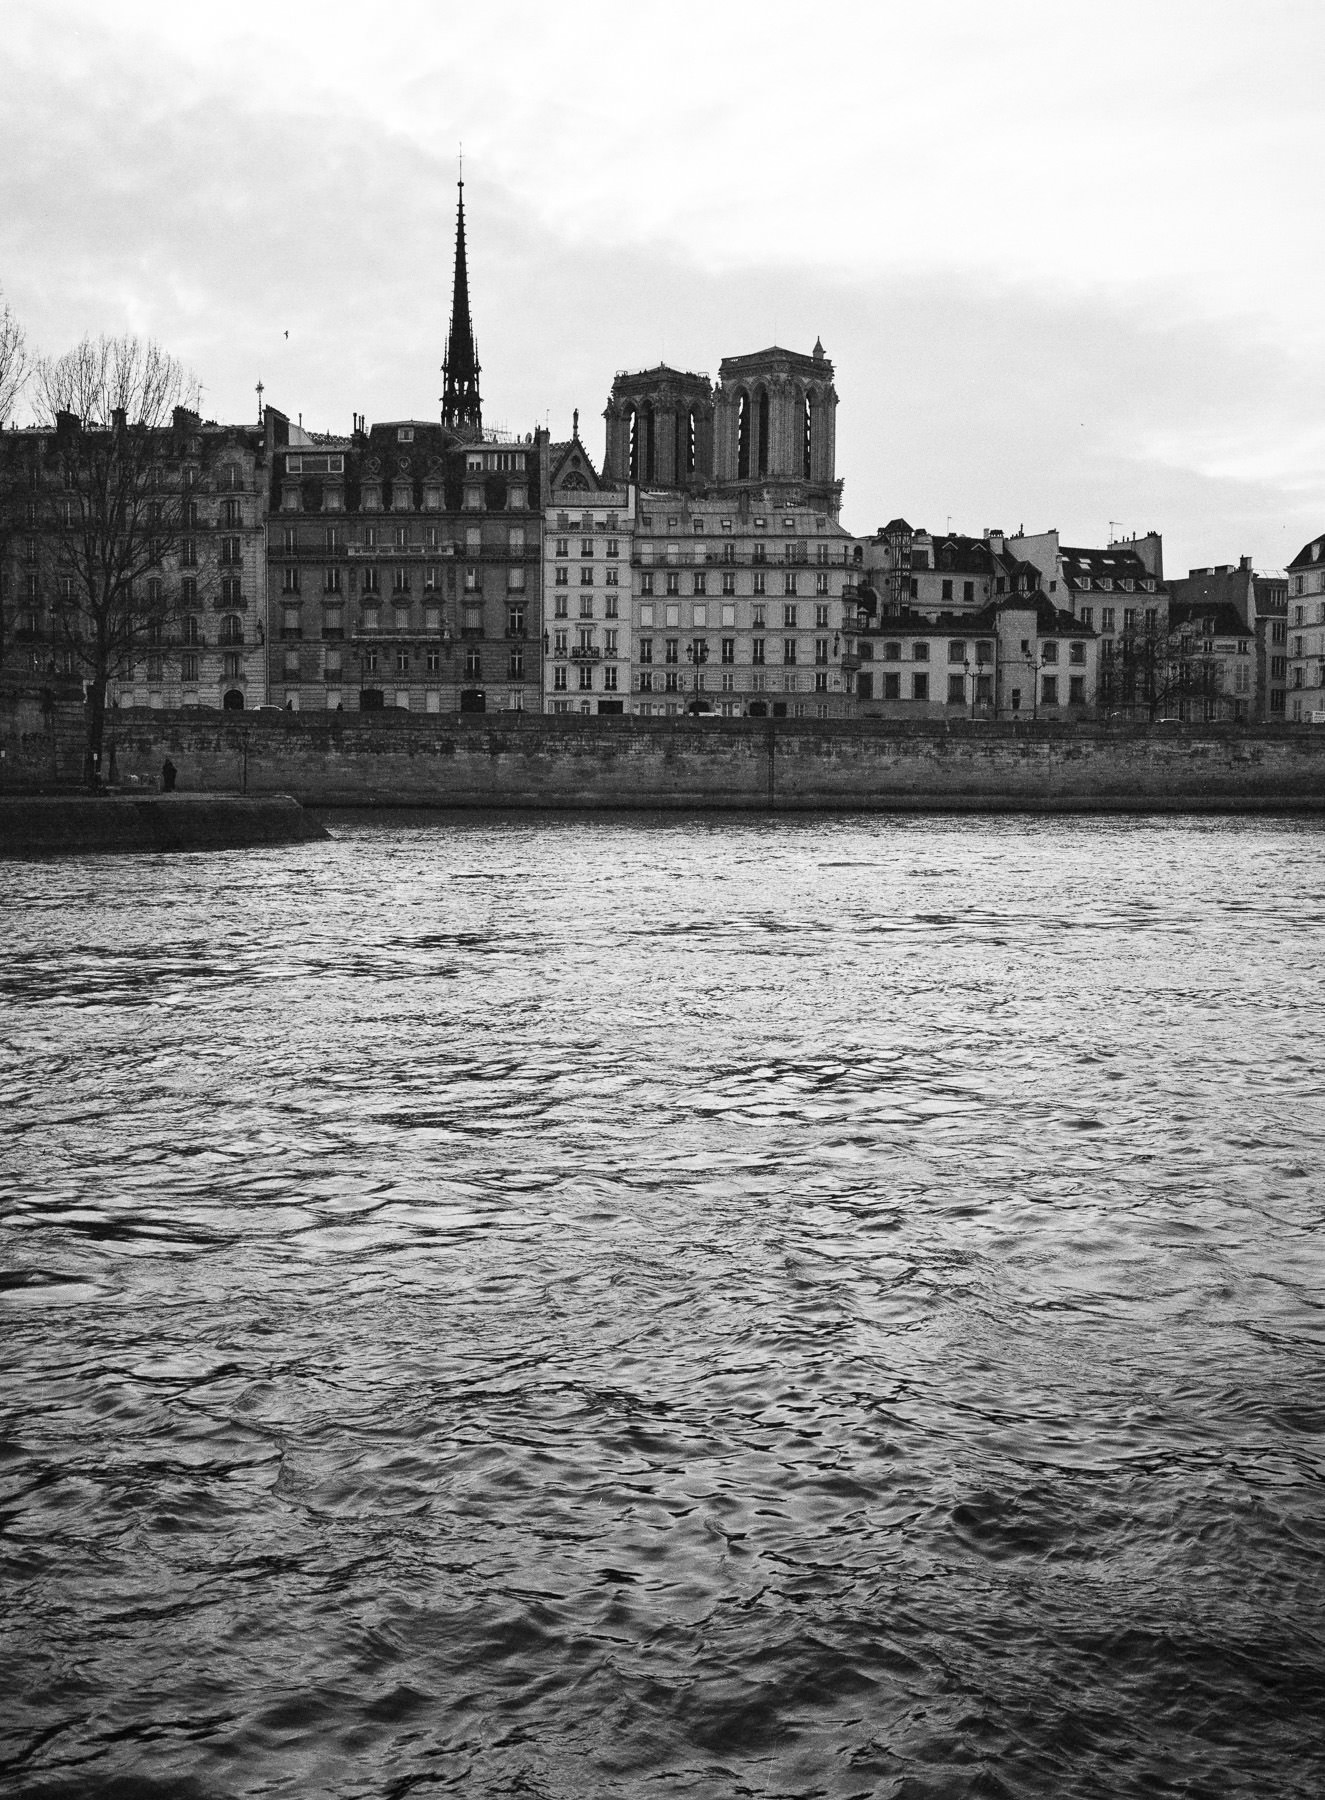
280, 566, 527, 594
9, 573, 249, 613
294, 604, 528, 636
280, 525, 528, 554
637, 542, 840, 566
554, 566, 621, 586
639, 571, 834, 597
551, 595, 620, 620
640, 602, 832, 629
633, 637, 834, 667
552, 538, 621, 558
857, 672, 1087, 705
127, 651, 250, 683
856, 639, 1087, 665
552, 512, 622, 531
551, 666, 623, 692
310, 649, 526, 681
637, 512, 830, 535
634, 673, 831, 694
280, 484, 530, 516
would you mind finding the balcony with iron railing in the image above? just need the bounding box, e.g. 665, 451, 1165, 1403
632, 546, 845, 570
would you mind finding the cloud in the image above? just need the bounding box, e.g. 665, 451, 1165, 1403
3, 0, 1323, 576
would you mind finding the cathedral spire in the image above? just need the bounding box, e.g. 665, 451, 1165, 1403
441, 169, 482, 432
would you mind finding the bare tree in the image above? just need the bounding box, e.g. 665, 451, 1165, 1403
1100, 624, 1223, 722
0, 290, 29, 425
28, 334, 202, 785
0, 294, 33, 675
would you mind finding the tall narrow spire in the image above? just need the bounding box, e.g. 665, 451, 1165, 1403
441, 170, 482, 432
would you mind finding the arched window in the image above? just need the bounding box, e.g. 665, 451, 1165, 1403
641, 401, 656, 484
220, 613, 243, 645
627, 406, 639, 484
737, 392, 751, 480
756, 388, 770, 477
803, 393, 813, 479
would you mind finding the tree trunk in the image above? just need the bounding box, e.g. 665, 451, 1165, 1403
84, 677, 106, 791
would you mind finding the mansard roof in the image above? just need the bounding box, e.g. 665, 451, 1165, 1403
928, 534, 999, 574
1060, 545, 1158, 588
1167, 598, 1251, 637
862, 595, 1091, 637
1287, 533, 1325, 571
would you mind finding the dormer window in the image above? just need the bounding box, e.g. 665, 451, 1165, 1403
397, 427, 414, 443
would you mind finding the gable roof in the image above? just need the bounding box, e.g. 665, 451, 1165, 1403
548, 433, 603, 493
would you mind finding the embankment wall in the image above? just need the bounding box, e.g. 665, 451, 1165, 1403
3, 698, 1324, 812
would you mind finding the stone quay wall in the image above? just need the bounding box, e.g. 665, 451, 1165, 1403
2, 697, 1324, 812
0, 795, 327, 856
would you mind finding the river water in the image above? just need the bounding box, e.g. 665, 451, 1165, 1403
2, 812, 1323, 1800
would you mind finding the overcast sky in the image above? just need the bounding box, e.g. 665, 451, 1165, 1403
4, 0, 1324, 573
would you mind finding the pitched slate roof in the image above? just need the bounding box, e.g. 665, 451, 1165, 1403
1168, 599, 1251, 638
1059, 546, 1157, 589
926, 534, 999, 575
1287, 534, 1325, 571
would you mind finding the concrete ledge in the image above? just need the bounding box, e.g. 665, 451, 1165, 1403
0, 794, 329, 856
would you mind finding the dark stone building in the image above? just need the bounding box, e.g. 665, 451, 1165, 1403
263, 179, 549, 714
0, 408, 268, 713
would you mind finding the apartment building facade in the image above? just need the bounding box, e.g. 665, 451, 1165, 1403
0, 408, 268, 712
849, 522, 1097, 719
541, 428, 631, 715
1286, 532, 1325, 722
598, 343, 854, 718
265, 414, 546, 714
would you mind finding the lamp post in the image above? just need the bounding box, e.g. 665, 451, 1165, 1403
686, 638, 709, 714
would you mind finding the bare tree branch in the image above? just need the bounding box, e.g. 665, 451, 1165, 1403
34, 333, 200, 429
2, 333, 204, 782
0, 290, 30, 426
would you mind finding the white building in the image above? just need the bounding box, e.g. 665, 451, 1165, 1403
1286, 532, 1325, 723
541, 427, 633, 715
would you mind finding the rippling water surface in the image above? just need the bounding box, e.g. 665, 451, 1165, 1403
2, 812, 1324, 1799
